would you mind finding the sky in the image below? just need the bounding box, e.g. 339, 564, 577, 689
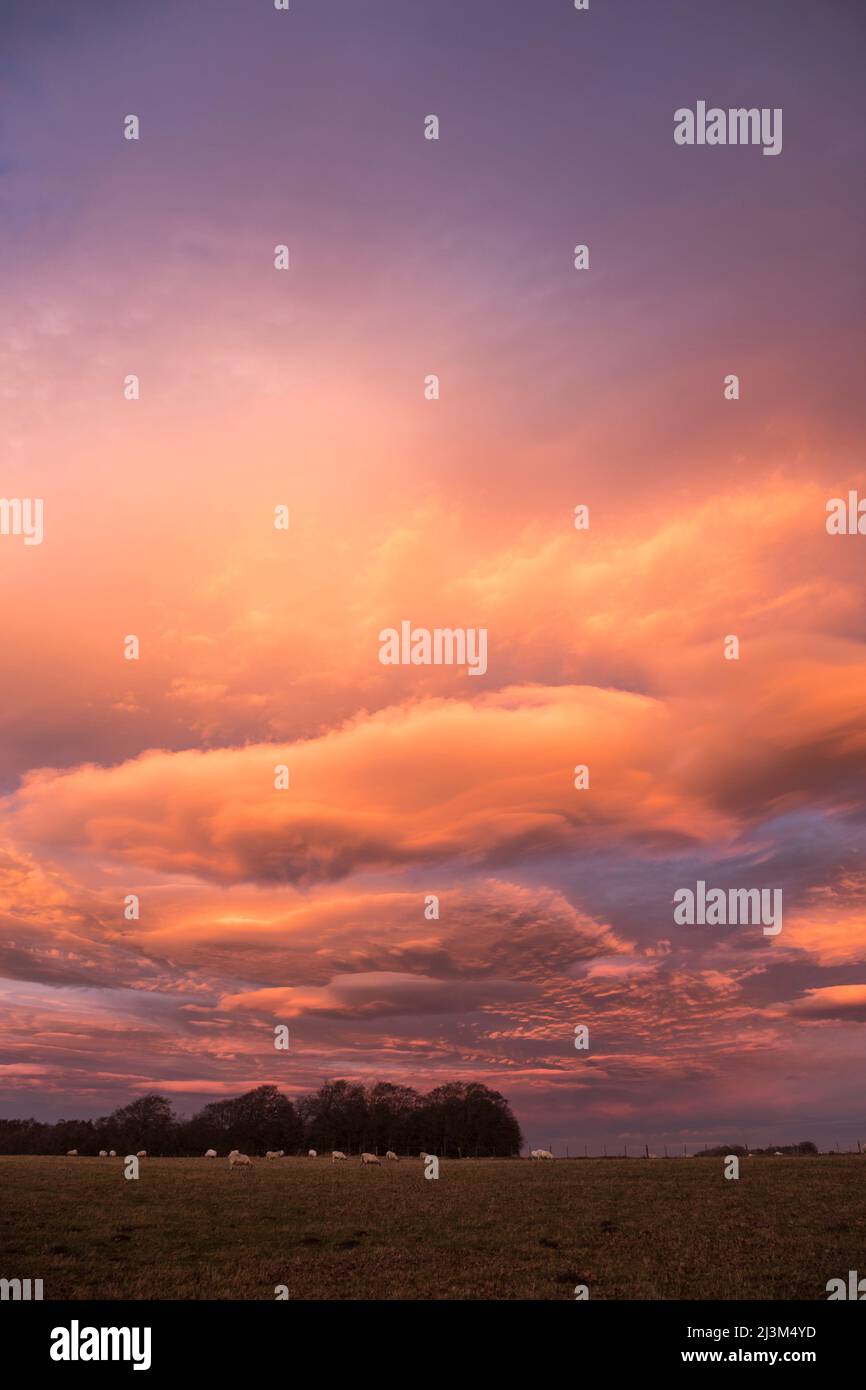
1, 0, 865, 1152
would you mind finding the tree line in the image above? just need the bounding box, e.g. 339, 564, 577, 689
697, 1142, 819, 1157
0, 1079, 523, 1158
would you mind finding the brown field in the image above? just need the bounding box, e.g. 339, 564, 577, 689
1, 1154, 863, 1300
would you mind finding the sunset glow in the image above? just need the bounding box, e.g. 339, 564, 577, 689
2, 0, 865, 1154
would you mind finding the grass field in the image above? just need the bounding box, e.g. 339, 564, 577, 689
1, 1154, 863, 1300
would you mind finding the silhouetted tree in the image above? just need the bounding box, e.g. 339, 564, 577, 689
419, 1081, 523, 1157
299, 1080, 370, 1153
100, 1094, 176, 1154
367, 1082, 420, 1153
191, 1085, 302, 1154
0, 1079, 524, 1156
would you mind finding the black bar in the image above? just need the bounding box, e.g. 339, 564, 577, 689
6, 1298, 861, 1375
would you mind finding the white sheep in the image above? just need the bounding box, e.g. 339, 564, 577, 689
136, 1150, 147, 1158
66, 1149, 78, 1156
204, 1149, 218, 1158
361, 1152, 381, 1165
265, 1150, 284, 1160
98, 1150, 108, 1157
109, 1150, 116, 1157
230, 1152, 252, 1168
308, 1149, 317, 1158
385, 1150, 399, 1161
530, 1149, 554, 1160
331, 1151, 347, 1162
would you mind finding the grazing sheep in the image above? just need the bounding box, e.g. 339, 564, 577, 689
331, 1151, 347, 1162
228, 1149, 239, 1157
229, 1152, 252, 1168
774, 1150, 784, 1156
308, 1149, 317, 1158
265, 1150, 284, 1160
385, 1150, 399, 1161
419, 1151, 427, 1160
360, 1152, 381, 1165
136, 1150, 147, 1158
204, 1149, 218, 1158
98, 1150, 108, 1157
530, 1149, 554, 1160
66, 1149, 78, 1156
647, 1153, 658, 1159
109, 1150, 116, 1157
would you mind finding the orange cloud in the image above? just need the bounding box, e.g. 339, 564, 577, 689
2, 685, 734, 885
789, 985, 866, 1022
